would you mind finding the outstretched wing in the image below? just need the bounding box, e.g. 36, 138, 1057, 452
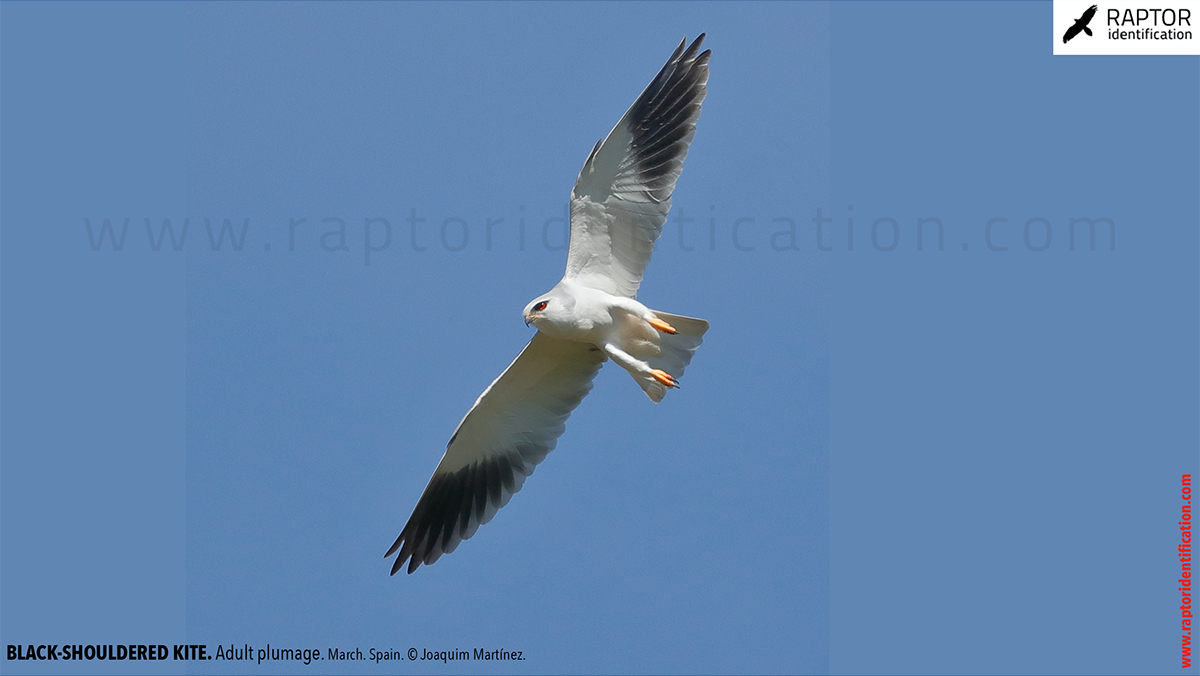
566, 34, 710, 298
386, 333, 606, 575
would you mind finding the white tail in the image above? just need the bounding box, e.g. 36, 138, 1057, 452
637, 311, 709, 402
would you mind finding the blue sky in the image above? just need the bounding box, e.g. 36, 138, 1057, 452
2, 1, 1197, 675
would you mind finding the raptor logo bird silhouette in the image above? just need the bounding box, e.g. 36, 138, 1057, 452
1063, 5, 1098, 43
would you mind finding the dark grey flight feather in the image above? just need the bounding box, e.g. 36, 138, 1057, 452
387, 453, 520, 575
627, 34, 711, 201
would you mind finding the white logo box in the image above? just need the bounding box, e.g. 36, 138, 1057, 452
1054, 0, 1200, 54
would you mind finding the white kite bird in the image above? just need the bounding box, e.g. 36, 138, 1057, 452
387, 35, 712, 575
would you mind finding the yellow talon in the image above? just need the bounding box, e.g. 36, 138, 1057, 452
650, 369, 678, 388
648, 317, 677, 334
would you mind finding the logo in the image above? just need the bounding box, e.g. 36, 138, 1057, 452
1054, 0, 1200, 55
1063, 4, 1098, 41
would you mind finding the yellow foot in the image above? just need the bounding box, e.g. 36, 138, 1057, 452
650, 369, 679, 388
648, 317, 677, 334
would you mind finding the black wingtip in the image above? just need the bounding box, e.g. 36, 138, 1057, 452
681, 35, 705, 62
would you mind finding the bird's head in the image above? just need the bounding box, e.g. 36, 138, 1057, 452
522, 286, 575, 331
522, 297, 549, 327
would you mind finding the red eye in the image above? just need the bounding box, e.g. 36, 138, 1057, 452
533, 301, 548, 312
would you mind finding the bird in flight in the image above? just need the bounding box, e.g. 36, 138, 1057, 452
1063, 5, 1098, 42
386, 35, 712, 575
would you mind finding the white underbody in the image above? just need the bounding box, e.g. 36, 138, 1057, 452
525, 279, 705, 402
531, 280, 659, 363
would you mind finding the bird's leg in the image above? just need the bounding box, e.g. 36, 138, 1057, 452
602, 343, 679, 389
648, 317, 677, 334
602, 343, 644, 372
609, 298, 676, 334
